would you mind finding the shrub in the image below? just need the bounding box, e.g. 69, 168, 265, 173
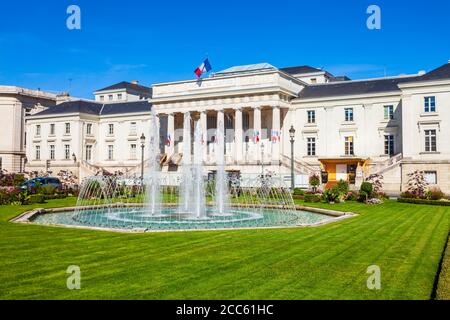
336, 180, 349, 195
322, 186, 341, 203
27, 194, 45, 204
304, 194, 322, 203
359, 182, 373, 202
293, 188, 305, 196
425, 186, 444, 201
309, 174, 320, 192
346, 191, 358, 201
38, 185, 56, 196
398, 198, 450, 206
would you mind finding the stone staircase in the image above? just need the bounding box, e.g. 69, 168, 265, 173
370, 153, 403, 176
280, 154, 318, 175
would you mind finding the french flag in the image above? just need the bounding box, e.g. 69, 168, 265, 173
166, 134, 172, 147
194, 58, 212, 78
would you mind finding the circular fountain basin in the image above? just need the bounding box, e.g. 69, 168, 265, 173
31, 206, 335, 231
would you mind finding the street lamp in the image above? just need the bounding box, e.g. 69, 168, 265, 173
289, 125, 296, 191
140, 133, 146, 180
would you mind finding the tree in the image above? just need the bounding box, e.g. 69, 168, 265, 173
405, 170, 428, 199
309, 174, 320, 193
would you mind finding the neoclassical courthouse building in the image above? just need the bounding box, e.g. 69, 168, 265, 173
22, 61, 450, 194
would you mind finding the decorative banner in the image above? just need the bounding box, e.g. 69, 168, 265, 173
254, 130, 260, 143
166, 134, 171, 147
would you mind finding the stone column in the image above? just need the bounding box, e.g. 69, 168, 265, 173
166, 113, 175, 156
234, 107, 243, 163
253, 106, 262, 162
200, 111, 207, 162
272, 106, 281, 163
217, 109, 225, 163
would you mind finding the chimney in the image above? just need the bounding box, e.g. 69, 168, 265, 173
131, 80, 139, 85
56, 92, 70, 104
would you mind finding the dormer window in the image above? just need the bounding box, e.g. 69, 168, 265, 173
117, 94, 123, 100
100, 95, 105, 101
310, 78, 317, 84
108, 95, 113, 101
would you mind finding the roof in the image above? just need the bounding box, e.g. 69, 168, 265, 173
402, 62, 450, 83
95, 81, 152, 94
215, 63, 276, 75
298, 76, 419, 99
279, 65, 323, 75
31, 100, 151, 117
297, 62, 450, 100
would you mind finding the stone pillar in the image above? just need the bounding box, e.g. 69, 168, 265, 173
166, 113, 175, 156
253, 106, 262, 162
272, 106, 281, 163
234, 107, 243, 163
200, 111, 207, 162
217, 109, 225, 163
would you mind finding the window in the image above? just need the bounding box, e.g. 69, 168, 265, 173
100, 95, 104, 101
344, 108, 354, 122
424, 96, 436, 113
35, 145, 41, 160
307, 110, 316, 124
424, 171, 437, 185
307, 137, 316, 156
64, 144, 71, 160
36, 125, 41, 136
86, 123, 92, 135
85, 145, 92, 162
117, 94, 123, 100
108, 145, 114, 160
130, 144, 137, 159
49, 145, 55, 160
65, 123, 71, 134
345, 136, 354, 155
384, 135, 395, 155
130, 122, 137, 135
108, 124, 114, 135
310, 78, 317, 84
384, 105, 394, 120
108, 95, 113, 101
424, 129, 437, 152
50, 124, 55, 135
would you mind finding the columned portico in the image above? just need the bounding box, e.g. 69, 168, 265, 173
166, 113, 175, 156
234, 107, 243, 163
271, 105, 281, 163
253, 106, 262, 162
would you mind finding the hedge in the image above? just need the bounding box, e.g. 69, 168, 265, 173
397, 198, 450, 206
304, 194, 322, 203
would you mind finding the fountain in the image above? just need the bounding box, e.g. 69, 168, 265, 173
144, 109, 162, 216
40, 114, 337, 232
213, 120, 230, 216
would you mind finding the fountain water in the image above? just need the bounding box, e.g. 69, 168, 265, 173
144, 109, 162, 216
191, 120, 206, 219
213, 120, 230, 216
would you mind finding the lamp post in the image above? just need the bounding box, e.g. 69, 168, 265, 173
289, 126, 296, 191
140, 133, 146, 181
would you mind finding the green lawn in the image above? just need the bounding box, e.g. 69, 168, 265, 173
0, 197, 449, 299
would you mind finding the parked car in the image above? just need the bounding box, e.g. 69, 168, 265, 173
20, 177, 62, 191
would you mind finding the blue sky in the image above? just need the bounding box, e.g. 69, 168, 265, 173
0, 0, 449, 98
